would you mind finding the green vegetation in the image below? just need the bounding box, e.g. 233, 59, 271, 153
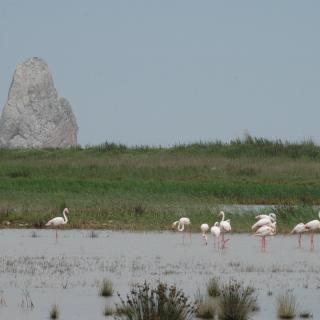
49, 304, 60, 319
115, 281, 194, 320
207, 277, 221, 298
1, 137, 320, 231
103, 305, 114, 316
277, 292, 296, 319
99, 279, 114, 297
218, 280, 256, 320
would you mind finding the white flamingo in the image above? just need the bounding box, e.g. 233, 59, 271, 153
210, 222, 220, 248
200, 223, 209, 245
252, 213, 276, 231
255, 223, 276, 251
45, 208, 69, 240
172, 217, 191, 244
255, 213, 276, 221
304, 212, 320, 250
218, 211, 231, 248
291, 223, 307, 248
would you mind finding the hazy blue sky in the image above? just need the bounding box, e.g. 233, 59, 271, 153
1, 1, 319, 146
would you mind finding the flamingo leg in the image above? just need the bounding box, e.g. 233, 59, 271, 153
311, 232, 314, 250
221, 233, 224, 249
189, 227, 192, 242
298, 234, 302, 248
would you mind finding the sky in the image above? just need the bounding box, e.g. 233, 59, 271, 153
0, 1, 319, 146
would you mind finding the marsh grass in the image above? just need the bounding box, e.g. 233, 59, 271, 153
207, 277, 221, 297
218, 280, 256, 320
194, 291, 215, 319
277, 292, 296, 319
88, 230, 99, 238
30, 230, 39, 238
115, 281, 194, 320
100, 279, 114, 297
50, 304, 60, 319
2, 138, 320, 231
103, 305, 114, 316
299, 311, 313, 318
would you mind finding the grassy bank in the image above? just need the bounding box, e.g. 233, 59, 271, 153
0, 136, 320, 231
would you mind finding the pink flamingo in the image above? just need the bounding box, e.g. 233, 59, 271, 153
255, 222, 276, 251
172, 217, 191, 244
304, 212, 320, 250
200, 223, 209, 245
45, 208, 69, 240
210, 222, 220, 248
291, 223, 306, 248
219, 211, 231, 249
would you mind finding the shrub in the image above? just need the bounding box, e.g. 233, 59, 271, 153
218, 280, 256, 320
115, 281, 194, 320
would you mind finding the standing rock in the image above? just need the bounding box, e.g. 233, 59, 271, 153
0, 57, 78, 148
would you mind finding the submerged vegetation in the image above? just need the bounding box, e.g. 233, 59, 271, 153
1, 137, 320, 230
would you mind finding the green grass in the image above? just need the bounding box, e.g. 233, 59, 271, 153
1, 138, 320, 231
277, 292, 296, 319
99, 279, 114, 297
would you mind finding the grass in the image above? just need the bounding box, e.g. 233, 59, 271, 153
218, 280, 256, 320
1, 137, 320, 231
195, 300, 215, 319
277, 292, 296, 319
103, 305, 114, 316
99, 279, 114, 297
115, 281, 194, 320
207, 277, 221, 297
194, 291, 215, 319
49, 304, 60, 319
299, 311, 313, 318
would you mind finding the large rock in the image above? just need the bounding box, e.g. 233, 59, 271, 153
0, 57, 78, 148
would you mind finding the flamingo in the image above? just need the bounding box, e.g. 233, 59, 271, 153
210, 222, 220, 248
45, 208, 69, 240
218, 211, 231, 248
255, 213, 276, 221
252, 213, 276, 231
291, 223, 307, 248
255, 223, 276, 251
304, 212, 320, 250
200, 223, 209, 245
172, 217, 191, 244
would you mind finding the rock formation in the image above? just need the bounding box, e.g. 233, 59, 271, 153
0, 57, 78, 148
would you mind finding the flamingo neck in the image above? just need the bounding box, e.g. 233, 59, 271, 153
220, 212, 225, 222
178, 222, 185, 231
62, 210, 68, 224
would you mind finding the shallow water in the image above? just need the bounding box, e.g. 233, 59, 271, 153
0, 229, 319, 319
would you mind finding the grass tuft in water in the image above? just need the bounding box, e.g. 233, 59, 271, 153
100, 279, 114, 297
103, 305, 114, 316
277, 292, 296, 319
115, 281, 194, 320
49, 304, 60, 319
88, 230, 99, 238
207, 277, 221, 297
218, 280, 256, 320
299, 311, 313, 318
